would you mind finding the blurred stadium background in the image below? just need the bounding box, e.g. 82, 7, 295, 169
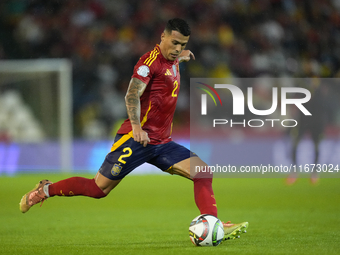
0, 0, 340, 174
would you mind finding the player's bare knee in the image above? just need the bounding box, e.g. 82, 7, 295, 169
94, 172, 122, 195
165, 166, 191, 180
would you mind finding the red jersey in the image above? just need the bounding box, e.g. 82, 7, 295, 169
117, 45, 181, 145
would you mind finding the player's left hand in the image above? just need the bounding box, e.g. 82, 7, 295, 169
178, 50, 195, 63
132, 125, 150, 147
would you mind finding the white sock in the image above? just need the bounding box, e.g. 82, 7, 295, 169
43, 184, 51, 197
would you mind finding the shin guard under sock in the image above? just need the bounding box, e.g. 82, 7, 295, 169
48, 177, 106, 198
193, 173, 217, 217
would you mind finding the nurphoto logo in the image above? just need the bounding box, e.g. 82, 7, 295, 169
196, 83, 312, 128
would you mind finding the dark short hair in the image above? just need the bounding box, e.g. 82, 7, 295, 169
165, 18, 191, 36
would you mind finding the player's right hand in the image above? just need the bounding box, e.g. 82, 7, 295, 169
132, 126, 150, 147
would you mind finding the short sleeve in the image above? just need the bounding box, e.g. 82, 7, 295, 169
131, 58, 155, 85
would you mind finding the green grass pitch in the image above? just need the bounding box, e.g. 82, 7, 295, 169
1, 173, 339, 255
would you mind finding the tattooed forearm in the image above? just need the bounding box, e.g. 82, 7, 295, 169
125, 78, 147, 126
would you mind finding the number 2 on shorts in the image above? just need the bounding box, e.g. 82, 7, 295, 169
118, 147, 132, 164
